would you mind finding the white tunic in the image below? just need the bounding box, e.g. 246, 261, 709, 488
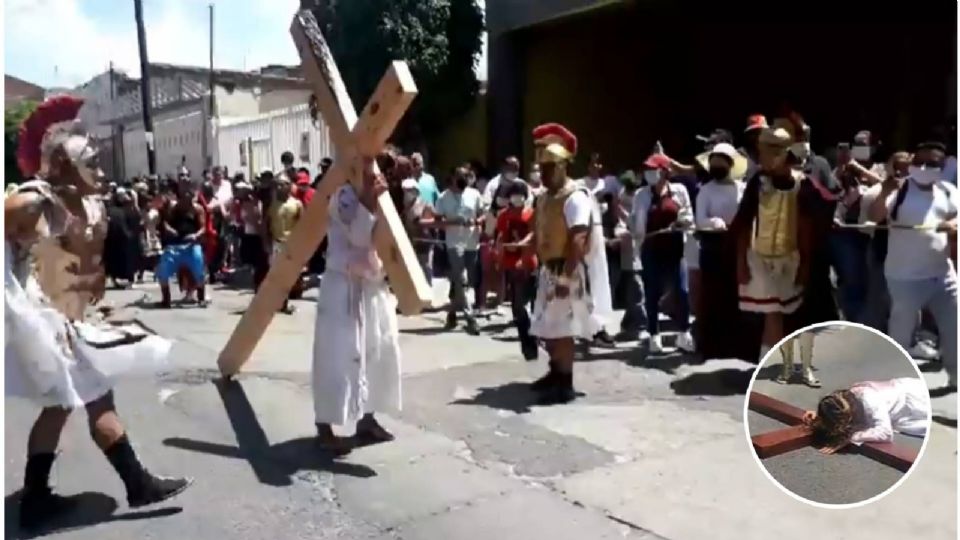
4, 183, 171, 409
530, 189, 612, 339
849, 378, 930, 443
312, 185, 402, 425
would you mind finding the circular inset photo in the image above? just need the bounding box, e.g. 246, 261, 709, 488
744, 322, 932, 508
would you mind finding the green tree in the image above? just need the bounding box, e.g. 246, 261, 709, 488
5, 99, 39, 185
302, 0, 484, 148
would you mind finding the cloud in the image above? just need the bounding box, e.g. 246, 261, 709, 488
4, 0, 301, 88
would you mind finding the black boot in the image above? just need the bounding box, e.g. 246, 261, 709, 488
530, 361, 558, 392
104, 435, 192, 508
538, 371, 577, 405
19, 453, 76, 530
517, 319, 538, 361
444, 312, 458, 330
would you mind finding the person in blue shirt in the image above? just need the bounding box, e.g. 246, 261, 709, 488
411, 153, 439, 207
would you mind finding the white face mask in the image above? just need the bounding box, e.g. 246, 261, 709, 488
529, 172, 541, 185
644, 170, 661, 184
851, 145, 872, 162
600, 202, 609, 214
503, 172, 517, 181
909, 165, 943, 186
509, 195, 525, 207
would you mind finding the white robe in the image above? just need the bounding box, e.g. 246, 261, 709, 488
4, 184, 171, 409
530, 188, 612, 339
849, 378, 930, 443
312, 185, 402, 426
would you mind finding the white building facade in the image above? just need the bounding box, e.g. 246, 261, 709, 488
74, 63, 319, 179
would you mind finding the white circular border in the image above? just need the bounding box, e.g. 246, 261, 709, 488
742, 320, 934, 510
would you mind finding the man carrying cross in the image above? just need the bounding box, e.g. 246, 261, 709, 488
312, 155, 401, 453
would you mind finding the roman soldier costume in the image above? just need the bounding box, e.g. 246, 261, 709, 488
731, 114, 826, 359
5, 95, 190, 530
528, 123, 611, 404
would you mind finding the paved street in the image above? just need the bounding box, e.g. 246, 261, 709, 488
5, 280, 957, 540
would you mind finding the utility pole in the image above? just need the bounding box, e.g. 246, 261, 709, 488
134, 0, 156, 174
206, 2, 215, 169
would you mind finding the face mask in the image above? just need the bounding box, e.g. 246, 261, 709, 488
851, 146, 871, 162
455, 177, 468, 190
510, 195, 525, 207
495, 196, 508, 208
909, 165, 943, 186
709, 166, 730, 180
503, 172, 517, 181
529, 172, 541, 185
600, 202, 609, 214
644, 170, 661, 184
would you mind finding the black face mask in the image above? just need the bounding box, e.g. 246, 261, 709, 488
709, 166, 730, 180
455, 177, 468, 190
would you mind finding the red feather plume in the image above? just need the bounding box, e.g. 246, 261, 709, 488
16, 94, 85, 177
532, 123, 577, 156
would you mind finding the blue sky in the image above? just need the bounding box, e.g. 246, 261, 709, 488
5, 0, 487, 89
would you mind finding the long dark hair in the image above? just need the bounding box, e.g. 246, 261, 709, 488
807, 389, 860, 447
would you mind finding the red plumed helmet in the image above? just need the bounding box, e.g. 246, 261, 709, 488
532, 123, 578, 157
16, 94, 85, 177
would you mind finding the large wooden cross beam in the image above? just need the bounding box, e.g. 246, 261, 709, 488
748, 392, 918, 472
217, 10, 432, 377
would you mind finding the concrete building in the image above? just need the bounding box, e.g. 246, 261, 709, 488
74, 63, 312, 180
4, 74, 45, 106
486, 0, 958, 174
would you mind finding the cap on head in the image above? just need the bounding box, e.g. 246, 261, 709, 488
709, 142, 739, 162
533, 123, 577, 163
643, 153, 672, 171
16, 94, 86, 177
744, 114, 769, 133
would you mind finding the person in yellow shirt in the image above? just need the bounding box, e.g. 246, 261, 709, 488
265, 175, 303, 314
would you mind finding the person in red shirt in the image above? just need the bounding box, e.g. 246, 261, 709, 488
496, 180, 539, 360
294, 169, 315, 206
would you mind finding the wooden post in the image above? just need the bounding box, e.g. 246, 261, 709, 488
216, 10, 431, 377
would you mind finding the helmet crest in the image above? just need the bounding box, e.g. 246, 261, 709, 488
16, 94, 85, 177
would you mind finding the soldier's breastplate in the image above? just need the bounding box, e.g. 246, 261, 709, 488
755, 183, 799, 257
32, 215, 105, 322
536, 193, 571, 262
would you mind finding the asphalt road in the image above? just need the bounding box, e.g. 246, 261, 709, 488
4, 280, 956, 540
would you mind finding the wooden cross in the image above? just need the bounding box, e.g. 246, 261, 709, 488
748, 392, 918, 472
217, 10, 432, 377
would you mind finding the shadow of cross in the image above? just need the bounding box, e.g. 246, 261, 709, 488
163, 379, 376, 487
217, 9, 431, 377
748, 391, 919, 472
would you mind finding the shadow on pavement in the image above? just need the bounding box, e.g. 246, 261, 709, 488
400, 326, 454, 336
933, 415, 957, 428
450, 381, 545, 414
669, 368, 755, 396
917, 360, 944, 373
750, 363, 787, 383
162, 379, 376, 487
4, 491, 181, 540
929, 386, 958, 398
